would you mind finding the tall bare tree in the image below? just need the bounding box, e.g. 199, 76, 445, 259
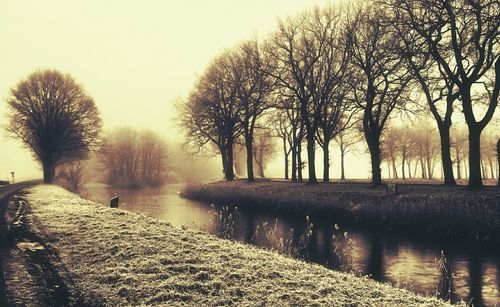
335, 126, 364, 180
179, 54, 243, 180
266, 8, 329, 184
313, 6, 358, 182
270, 108, 294, 179
232, 40, 274, 181
348, 5, 413, 186
6, 69, 102, 183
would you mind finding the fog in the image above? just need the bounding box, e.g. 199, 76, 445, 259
0, 0, 375, 182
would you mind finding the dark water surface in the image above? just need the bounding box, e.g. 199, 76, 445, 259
82, 183, 500, 306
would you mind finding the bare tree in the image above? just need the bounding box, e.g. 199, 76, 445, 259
179, 54, 243, 180
381, 125, 400, 179
480, 129, 498, 179
101, 128, 168, 187
348, 5, 413, 186
6, 69, 102, 183
232, 40, 274, 182
451, 127, 469, 180
57, 160, 86, 193
389, 0, 500, 187
269, 108, 294, 179
334, 126, 364, 180
266, 8, 329, 184
253, 129, 277, 178
311, 6, 358, 182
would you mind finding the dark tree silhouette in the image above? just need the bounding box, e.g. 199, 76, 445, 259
348, 5, 412, 186
392, 18, 460, 184
388, 0, 500, 188
179, 54, 243, 180
232, 40, 274, 182
266, 8, 327, 184
6, 70, 102, 183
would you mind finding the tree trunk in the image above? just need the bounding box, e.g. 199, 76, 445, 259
245, 135, 254, 182
306, 133, 317, 184
291, 143, 297, 181
255, 148, 265, 178
412, 159, 418, 178
392, 159, 398, 179
437, 126, 456, 185
226, 140, 235, 181
323, 139, 330, 182
401, 155, 406, 179
497, 139, 500, 186
43, 161, 56, 183
297, 142, 303, 182
488, 158, 494, 180
481, 160, 487, 179
366, 132, 382, 186
426, 157, 433, 179
468, 127, 483, 188
340, 149, 346, 180
283, 139, 289, 180
420, 158, 426, 179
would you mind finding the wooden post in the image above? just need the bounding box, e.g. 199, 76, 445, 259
110, 196, 119, 208
387, 183, 398, 195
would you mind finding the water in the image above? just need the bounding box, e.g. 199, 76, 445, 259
82, 183, 500, 306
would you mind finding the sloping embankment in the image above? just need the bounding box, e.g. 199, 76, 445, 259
24, 185, 453, 306
181, 180, 500, 244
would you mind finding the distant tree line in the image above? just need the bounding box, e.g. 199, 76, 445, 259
179, 0, 499, 188
382, 123, 499, 180
100, 127, 169, 188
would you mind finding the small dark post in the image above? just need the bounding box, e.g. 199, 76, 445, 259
110, 196, 119, 208
387, 183, 398, 195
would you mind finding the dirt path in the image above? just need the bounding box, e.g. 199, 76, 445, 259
0, 184, 88, 306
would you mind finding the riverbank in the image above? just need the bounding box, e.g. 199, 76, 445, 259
19, 184, 453, 306
181, 180, 500, 245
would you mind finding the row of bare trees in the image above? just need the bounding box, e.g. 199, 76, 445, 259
382, 123, 499, 180
180, 0, 499, 187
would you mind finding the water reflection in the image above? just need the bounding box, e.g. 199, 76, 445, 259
82, 183, 500, 306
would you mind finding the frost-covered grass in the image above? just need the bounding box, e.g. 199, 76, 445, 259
25, 185, 456, 306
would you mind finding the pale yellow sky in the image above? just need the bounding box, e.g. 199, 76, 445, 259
2, 0, 353, 181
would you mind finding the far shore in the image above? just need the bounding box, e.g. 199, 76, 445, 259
181, 179, 500, 245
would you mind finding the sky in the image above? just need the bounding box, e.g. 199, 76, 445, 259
0, 0, 371, 181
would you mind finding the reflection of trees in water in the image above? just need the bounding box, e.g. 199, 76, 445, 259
366, 232, 384, 281
468, 253, 483, 306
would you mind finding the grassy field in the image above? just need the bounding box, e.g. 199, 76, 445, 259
22, 185, 457, 306
181, 180, 500, 244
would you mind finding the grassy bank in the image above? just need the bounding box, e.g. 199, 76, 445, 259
23, 185, 454, 306
181, 180, 500, 244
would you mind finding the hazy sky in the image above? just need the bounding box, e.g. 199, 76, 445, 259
0, 0, 372, 181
